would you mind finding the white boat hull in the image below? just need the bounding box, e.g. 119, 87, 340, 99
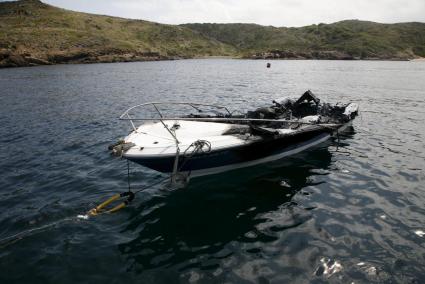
123, 120, 353, 178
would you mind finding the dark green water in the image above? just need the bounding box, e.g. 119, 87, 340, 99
0, 59, 424, 283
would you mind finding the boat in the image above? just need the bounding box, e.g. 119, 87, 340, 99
110, 90, 358, 180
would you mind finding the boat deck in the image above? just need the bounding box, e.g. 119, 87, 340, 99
124, 120, 258, 158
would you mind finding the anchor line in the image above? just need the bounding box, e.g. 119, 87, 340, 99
89, 139, 211, 216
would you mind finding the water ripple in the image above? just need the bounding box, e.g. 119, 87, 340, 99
0, 59, 424, 282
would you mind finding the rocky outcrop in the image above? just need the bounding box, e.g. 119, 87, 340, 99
249, 50, 355, 60
247, 49, 412, 60
0, 50, 51, 67
0, 49, 171, 68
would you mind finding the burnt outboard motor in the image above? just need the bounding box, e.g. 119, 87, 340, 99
292, 90, 320, 117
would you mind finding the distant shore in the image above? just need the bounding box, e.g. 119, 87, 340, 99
1, 53, 423, 69
1, 1, 424, 69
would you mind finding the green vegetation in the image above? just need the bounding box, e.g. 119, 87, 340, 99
183, 21, 425, 59
0, 0, 236, 67
1, 0, 424, 67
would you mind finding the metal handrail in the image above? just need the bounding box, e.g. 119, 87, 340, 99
119, 102, 232, 121
120, 102, 234, 144
119, 101, 340, 126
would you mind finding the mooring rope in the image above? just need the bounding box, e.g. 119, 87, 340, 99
0, 217, 78, 249
88, 139, 212, 216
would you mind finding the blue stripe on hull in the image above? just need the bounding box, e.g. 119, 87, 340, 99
128, 128, 331, 173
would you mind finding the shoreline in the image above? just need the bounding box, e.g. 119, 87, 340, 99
1, 55, 422, 69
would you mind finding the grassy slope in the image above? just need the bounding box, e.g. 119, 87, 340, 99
0, 0, 236, 66
183, 21, 425, 59
0, 0, 424, 67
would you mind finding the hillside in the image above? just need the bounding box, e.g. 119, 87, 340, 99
0, 0, 236, 67
183, 21, 425, 60
0, 0, 425, 67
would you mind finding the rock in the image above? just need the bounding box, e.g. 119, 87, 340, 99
0, 53, 31, 67
248, 49, 355, 60
140, 51, 160, 57
0, 49, 11, 60
48, 52, 91, 63
0, 51, 53, 67
0, 46, 172, 68
25, 56, 51, 65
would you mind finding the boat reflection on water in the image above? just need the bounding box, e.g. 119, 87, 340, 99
117, 129, 355, 274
